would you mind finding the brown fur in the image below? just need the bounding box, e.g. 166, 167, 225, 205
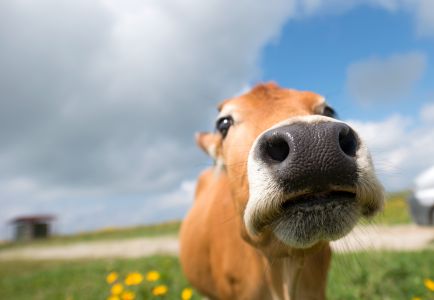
180, 84, 347, 299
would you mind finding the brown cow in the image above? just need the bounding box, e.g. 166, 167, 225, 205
180, 83, 384, 300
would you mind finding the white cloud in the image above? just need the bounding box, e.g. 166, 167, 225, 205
0, 0, 296, 194
290, 0, 434, 37
347, 106, 434, 191
407, 0, 434, 37
420, 102, 434, 124
0, 0, 297, 238
370, 0, 434, 37
346, 52, 427, 104
347, 115, 410, 151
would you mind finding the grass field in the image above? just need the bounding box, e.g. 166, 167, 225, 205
0, 220, 181, 251
0, 251, 433, 300
329, 251, 434, 300
0, 256, 195, 300
370, 191, 412, 225
1, 190, 430, 299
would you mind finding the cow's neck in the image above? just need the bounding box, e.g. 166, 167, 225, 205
230, 180, 331, 300
262, 243, 331, 300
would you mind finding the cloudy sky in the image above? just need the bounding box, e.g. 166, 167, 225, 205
1, 0, 433, 238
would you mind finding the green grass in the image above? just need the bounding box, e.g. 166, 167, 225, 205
0, 256, 198, 300
0, 220, 181, 251
328, 250, 434, 300
0, 251, 433, 300
365, 191, 412, 225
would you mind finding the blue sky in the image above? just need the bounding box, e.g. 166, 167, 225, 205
261, 6, 433, 120
0, 0, 433, 238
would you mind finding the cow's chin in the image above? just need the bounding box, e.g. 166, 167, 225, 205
270, 191, 360, 249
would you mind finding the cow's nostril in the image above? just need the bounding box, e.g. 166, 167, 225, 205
339, 126, 358, 157
265, 137, 290, 162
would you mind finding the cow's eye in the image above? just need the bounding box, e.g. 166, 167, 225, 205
323, 106, 336, 118
216, 116, 234, 138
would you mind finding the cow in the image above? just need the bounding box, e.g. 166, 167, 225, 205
180, 83, 384, 300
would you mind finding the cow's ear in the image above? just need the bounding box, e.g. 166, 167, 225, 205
195, 132, 222, 161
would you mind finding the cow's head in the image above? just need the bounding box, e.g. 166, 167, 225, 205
197, 83, 384, 255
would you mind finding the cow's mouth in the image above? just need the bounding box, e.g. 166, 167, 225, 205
272, 190, 359, 248
280, 191, 357, 211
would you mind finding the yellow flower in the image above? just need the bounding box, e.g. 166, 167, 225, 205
181, 288, 193, 300
107, 296, 120, 300
106, 272, 118, 284
411, 297, 422, 300
121, 291, 135, 300
152, 285, 168, 296
424, 278, 434, 291
124, 272, 144, 286
111, 283, 124, 295
146, 270, 160, 282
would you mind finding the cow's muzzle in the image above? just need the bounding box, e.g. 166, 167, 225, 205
254, 121, 359, 193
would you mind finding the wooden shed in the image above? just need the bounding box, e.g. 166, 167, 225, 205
10, 215, 55, 241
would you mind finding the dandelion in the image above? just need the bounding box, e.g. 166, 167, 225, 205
411, 297, 422, 300
181, 288, 193, 300
111, 283, 124, 295
106, 272, 118, 284
146, 270, 160, 282
124, 272, 144, 286
121, 291, 135, 300
152, 285, 168, 296
107, 296, 120, 300
424, 278, 434, 291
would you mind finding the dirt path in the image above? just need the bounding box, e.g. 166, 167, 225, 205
0, 225, 432, 260
330, 224, 434, 252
